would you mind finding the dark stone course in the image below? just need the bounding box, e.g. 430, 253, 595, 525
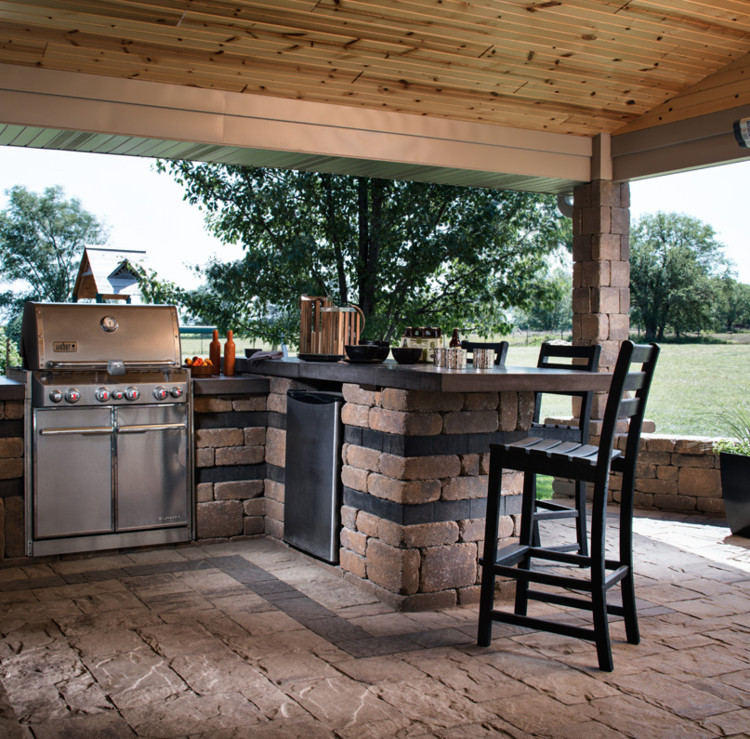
0, 480, 23, 498
196, 463, 266, 484
194, 411, 268, 430
265, 463, 285, 483
0, 420, 23, 439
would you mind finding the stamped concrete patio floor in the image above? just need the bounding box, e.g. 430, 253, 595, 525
1, 508, 749, 738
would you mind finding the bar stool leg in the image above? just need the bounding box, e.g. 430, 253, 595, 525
478, 449, 504, 647
514, 470, 536, 616
574, 479, 589, 557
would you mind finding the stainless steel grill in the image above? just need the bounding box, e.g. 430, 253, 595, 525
16, 302, 194, 557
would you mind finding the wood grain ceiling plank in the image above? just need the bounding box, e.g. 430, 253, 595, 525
5, 22, 675, 116
39, 50, 636, 135
0, 13, 711, 102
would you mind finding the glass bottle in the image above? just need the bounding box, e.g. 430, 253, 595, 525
449, 329, 461, 348
223, 330, 236, 376
209, 329, 221, 376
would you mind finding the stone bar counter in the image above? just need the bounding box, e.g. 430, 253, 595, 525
247, 357, 611, 611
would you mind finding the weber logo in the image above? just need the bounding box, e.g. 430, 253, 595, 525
53, 341, 77, 353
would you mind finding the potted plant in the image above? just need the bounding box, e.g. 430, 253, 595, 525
714, 404, 750, 538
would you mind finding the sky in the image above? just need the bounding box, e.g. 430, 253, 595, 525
1, 145, 750, 289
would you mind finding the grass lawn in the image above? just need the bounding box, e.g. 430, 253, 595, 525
507, 343, 750, 438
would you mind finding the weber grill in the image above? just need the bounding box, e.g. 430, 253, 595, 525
16, 302, 194, 557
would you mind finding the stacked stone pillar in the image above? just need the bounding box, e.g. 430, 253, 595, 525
572, 179, 631, 427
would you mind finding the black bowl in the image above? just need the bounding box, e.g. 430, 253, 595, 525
391, 346, 423, 364
345, 344, 381, 362
357, 340, 390, 361
244, 348, 261, 358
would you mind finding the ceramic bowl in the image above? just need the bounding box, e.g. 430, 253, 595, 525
391, 347, 423, 364
345, 344, 381, 362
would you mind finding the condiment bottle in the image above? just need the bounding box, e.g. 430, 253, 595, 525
223, 330, 236, 376
449, 329, 461, 348
209, 329, 221, 376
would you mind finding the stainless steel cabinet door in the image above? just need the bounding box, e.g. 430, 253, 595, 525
33, 407, 114, 538
115, 405, 189, 531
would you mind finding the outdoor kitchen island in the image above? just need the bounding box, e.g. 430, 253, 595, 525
243, 357, 611, 611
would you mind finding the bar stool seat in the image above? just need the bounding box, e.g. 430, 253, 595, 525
477, 340, 660, 671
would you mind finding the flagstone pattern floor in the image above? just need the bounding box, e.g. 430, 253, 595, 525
1, 507, 749, 738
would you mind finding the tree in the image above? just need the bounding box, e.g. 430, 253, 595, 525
629, 212, 726, 341
712, 274, 750, 332
147, 164, 569, 345
514, 262, 572, 337
0, 186, 107, 316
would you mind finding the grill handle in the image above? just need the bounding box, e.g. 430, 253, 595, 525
118, 423, 187, 434
39, 426, 113, 437
45, 360, 178, 370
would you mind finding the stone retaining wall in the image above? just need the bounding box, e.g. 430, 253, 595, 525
0, 398, 24, 559
555, 434, 724, 516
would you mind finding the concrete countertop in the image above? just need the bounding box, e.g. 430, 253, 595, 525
240, 357, 612, 393
0, 375, 25, 401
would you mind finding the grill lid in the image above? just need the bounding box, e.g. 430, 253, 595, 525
21, 302, 182, 371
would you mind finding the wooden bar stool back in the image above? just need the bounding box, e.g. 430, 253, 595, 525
460, 340, 509, 366
531, 342, 602, 556
477, 340, 660, 671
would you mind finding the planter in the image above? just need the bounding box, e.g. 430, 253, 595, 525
720, 452, 750, 538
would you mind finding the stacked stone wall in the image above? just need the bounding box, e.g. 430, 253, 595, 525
193, 393, 268, 539
337, 384, 529, 610
554, 434, 724, 516
0, 399, 24, 559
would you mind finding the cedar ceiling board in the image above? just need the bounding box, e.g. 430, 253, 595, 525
0, 25, 710, 119
3, 1, 745, 75
33, 48, 634, 133
0, 8, 727, 86
2, 0, 750, 138
6, 1, 745, 71
31, 35, 679, 114
615, 51, 750, 133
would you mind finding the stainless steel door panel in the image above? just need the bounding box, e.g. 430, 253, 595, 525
284, 391, 343, 563
33, 407, 114, 538
115, 405, 188, 531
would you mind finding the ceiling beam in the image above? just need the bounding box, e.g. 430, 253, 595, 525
0, 63, 592, 193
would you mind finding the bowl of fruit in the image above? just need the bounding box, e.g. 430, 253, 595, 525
184, 356, 215, 376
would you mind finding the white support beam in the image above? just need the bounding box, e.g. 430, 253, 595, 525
0, 64, 592, 192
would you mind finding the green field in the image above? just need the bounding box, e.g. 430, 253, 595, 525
507, 343, 750, 438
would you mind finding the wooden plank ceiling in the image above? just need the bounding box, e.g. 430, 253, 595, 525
1, 0, 750, 138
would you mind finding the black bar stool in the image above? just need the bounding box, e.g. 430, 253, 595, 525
477, 341, 660, 671
530, 342, 601, 557
460, 340, 509, 367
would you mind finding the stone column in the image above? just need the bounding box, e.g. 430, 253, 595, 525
572, 180, 631, 425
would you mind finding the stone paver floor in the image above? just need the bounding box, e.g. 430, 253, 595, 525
1, 506, 749, 738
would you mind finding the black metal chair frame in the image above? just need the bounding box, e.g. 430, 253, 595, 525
477, 340, 660, 671
460, 340, 509, 367
530, 342, 602, 557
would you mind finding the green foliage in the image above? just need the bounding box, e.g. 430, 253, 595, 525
0, 324, 22, 374
629, 212, 727, 342
0, 185, 107, 318
514, 261, 572, 336
150, 163, 569, 346
712, 275, 750, 333
711, 404, 750, 457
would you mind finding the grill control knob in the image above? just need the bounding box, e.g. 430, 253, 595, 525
65, 388, 81, 404
49, 389, 63, 404
95, 387, 111, 402
153, 386, 169, 401
111, 389, 125, 401
170, 386, 184, 399
125, 386, 140, 402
